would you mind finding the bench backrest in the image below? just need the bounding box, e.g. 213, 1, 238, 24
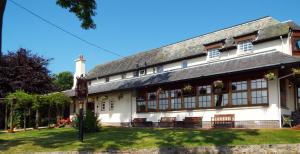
133, 118, 147, 122
183, 117, 202, 123
212, 114, 235, 121
160, 117, 176, 122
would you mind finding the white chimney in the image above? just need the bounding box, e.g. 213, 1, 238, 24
72, 55, 86, 89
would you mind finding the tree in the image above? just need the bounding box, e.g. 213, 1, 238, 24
56, 0, 97, 30
53, 71, 74, 91
0, 48, 54, 97
0, 0, 97, 58
45, 92, 71, 127
5, 90, 34, 131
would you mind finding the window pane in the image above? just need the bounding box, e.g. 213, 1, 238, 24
184, 96, 195, 109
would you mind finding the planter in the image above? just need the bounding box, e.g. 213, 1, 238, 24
264, 72, 276, 80
292, 68, 300, 78
213, 80, 224, 89
182, 84, 193, 93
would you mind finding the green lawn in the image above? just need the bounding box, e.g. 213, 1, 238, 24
0, 127, 300, 153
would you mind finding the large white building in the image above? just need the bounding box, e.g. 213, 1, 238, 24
65, 16, 300, 128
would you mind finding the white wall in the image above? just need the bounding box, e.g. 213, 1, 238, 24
76, 78, 282, 126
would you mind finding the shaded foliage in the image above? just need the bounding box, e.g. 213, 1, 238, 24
56, 0, 97, 29
53, 71, 73, 91
73, 109, 100, 133
0, 48, 54, 97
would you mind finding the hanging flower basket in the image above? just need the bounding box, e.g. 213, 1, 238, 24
157, 87, 164, 93
264, 72, 276, 80
182, 84, 193, 94
292, 68, 300, 77
213, 80, 224, 89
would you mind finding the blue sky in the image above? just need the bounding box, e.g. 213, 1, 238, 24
3, 0, 300, 74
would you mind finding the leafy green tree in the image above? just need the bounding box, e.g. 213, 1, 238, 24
53, 71, 74, 91
56, 0, 97, 29
5, 90, 34, 131
45, 92, 71, 127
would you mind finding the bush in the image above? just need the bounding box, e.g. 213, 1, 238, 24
72, 109, 100, 133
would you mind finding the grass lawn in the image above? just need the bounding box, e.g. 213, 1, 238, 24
0, 127, 300, 153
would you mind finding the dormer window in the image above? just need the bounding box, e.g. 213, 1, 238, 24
207, 49, 221, 59
204, 40, 224, 60
238, 40, 253, 53
121, 73, 126, 79
133, 71, 139, 77
157, 65, 164, 73
139, 69, 146, 76
182, 60, 188, 68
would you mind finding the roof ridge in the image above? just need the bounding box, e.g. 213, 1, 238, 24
90, 16, 276, 70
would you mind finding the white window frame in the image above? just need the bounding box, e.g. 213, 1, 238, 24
157, 65, 164, 73
101, 102, 106, 111
182, 60, 188, 68
207, 49, 221, 60
139, 69, 146, 76
238, 41, 253, 53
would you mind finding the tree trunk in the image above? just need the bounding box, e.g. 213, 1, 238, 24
35, 108, 39, 129
56, 106, 60, 126
4, 102, 7, 130
0, 0, 7, 59
23, 109, 26, 131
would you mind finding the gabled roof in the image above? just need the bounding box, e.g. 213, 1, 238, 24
65, 51, 300, 97
87, 16, 298, 80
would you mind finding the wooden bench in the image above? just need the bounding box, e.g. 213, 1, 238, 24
131, 118, 152, 127
211, 114, 235, 128
183, 117, 202, 128
159, 117, 176, 127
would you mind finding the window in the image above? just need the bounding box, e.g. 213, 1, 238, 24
153, 67, 157, 74
232, 81, 248, 105
294, 38, 300, 51
121, 73, 126, 79
183, 86, 196, 109
238, 41, 253, 52
251, 78, 268, 104
158, 91, 169, 110
170, 89, 181, 110
105, 77, 109, 82
101, 102, 106, 111
88, 81, 91, 86
133, 71, 139, 77
136, 96, 146, 112
139, 69, 146, 76
182, 60, 188, 68
147, 92, 157, 112
207, 49, 220, 59
109, 101, 114, 111
198, 85, 211, 108
157, 65, 164, 73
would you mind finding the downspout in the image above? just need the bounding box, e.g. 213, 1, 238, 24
130, 91, 133, 127
277, 73, 294, 128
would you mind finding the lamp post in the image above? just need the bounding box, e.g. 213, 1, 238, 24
75, 74, 88, 142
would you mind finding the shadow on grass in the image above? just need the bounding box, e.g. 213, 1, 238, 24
0, 127, 261, 153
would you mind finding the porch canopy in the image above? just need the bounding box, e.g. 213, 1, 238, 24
64, 51, 300, 97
